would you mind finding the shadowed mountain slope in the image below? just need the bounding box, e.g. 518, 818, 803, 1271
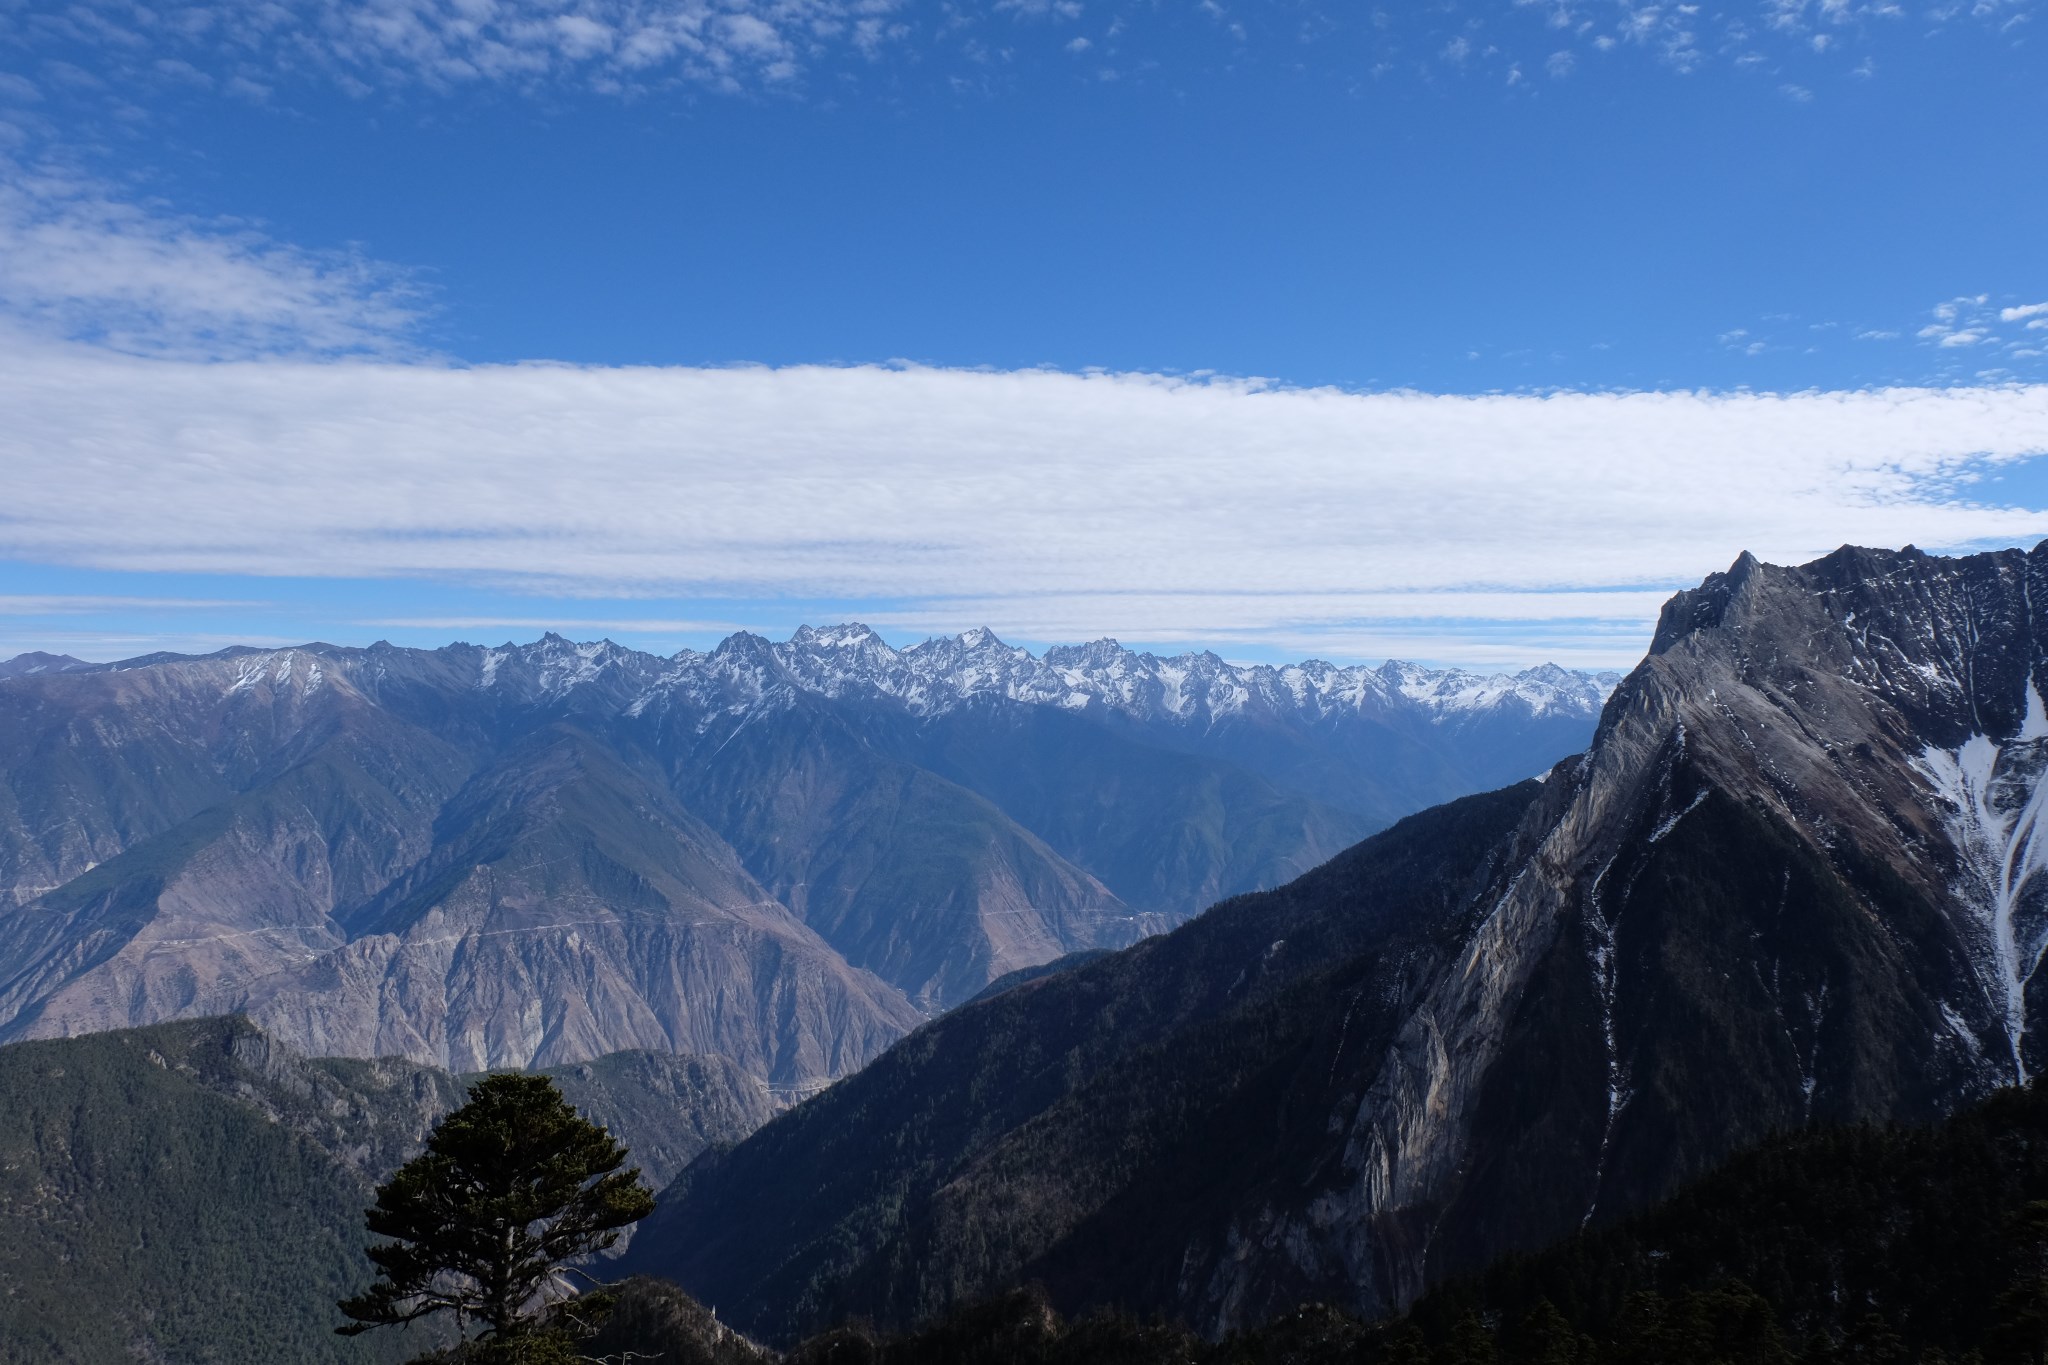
622, 782, 1540, 1342
626, 541, 2048, 1341
602, 1079, 2048, 1365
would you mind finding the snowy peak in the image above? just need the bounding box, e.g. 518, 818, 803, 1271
777, 623, 913, 697
1654, 541, 2046, 749
1546, 539, 2048, 1089
788, 622, 892, 653
465, 634, 671, 705
1, 625, 1621, 736
868, 629, 1619, 727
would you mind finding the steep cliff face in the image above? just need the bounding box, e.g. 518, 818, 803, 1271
0, 628, 1610, 1077
1299, 544, 2031, 1313
232, 728, 924, 1078
622, 784, 1541, 1340
630, 542, 2048, 1342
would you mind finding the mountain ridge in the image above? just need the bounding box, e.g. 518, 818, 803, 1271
7, 626, 1617, 730
0, 626, 1614, 1081
625, 541, 2048, 1342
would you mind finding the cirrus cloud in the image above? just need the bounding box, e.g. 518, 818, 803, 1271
0, 161, 425, 359
4, 0, 2034, 102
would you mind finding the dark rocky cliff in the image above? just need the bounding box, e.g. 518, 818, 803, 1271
628, 542, 2048, 1341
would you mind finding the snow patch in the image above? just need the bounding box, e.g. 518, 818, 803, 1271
1647, 788, 1708, 843
2023, 676, 2048, 741
1911, 711, 2048, 1083
1940, 1001, 1984, 1056
445, 625, 1619, 736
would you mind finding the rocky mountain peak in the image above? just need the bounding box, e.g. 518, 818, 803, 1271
791, 622, 889, 651
628, 540, 2048, 1344
708, 630, 780, 670
1042, 637, 1129, 671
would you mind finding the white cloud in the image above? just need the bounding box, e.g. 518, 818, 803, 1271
12, 0, 2029, 99
0, 595, 261, 614
0, 162, 424, 358
1902, 294, 2048, 371
2, 344, 2047, 663
359, 616, 750, 633
0, 172, 2043, 669
22, 0, 909, 97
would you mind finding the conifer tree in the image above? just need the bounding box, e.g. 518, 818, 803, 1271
337, 1073, 655, 1360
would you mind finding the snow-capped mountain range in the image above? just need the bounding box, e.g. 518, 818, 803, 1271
189, 623, 1619, 729
0, 627, 1615, 1080
643, 624, 1617, 726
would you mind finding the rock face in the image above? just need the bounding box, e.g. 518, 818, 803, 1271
1320, 542, 2028, 1311
0, 629, 1611, 1081
626, 542, 2048, 1342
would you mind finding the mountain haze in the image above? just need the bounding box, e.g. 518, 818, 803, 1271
627, 542, 2048, 1340
0, 628, 1611, 1082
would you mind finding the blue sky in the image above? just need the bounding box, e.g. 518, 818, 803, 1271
1, 0, 2045, 670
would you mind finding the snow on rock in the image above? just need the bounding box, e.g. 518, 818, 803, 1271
87, 623, 1619, 735
1912, 719, 2048, 1083
498, 624, 1620, 730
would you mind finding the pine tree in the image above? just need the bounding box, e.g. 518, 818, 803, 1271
1509, 1299, 1583, 1365
337, 1073, 655, 1360
1440, 1309, 1498, 1365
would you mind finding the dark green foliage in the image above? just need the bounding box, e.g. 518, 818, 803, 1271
339, 1073, 656, 1345
1589, 1284, 1792, 1365
778, 1287, 1203, 1365
1208, 1304, 1370, 1365
1987, 1202, 2048, 1365
0, 1017, 763, 1364
400, 1330, 587, 1364
1405, 1080, 2048, 1360
0, 1019, 436, 1364
965, 951, 1117, 1007
580, 1277, 778, 1365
